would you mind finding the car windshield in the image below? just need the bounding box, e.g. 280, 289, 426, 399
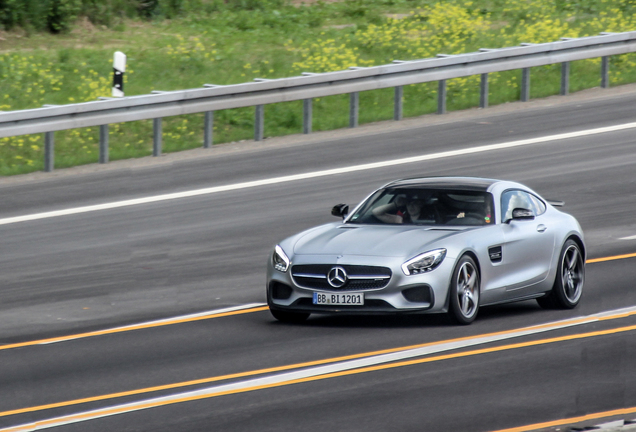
347, 187, 495, 226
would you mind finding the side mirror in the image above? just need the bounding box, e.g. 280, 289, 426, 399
331, 203, 349, 219
510, 207, 535, 222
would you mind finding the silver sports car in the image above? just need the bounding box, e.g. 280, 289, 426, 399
267, 177, 585, 324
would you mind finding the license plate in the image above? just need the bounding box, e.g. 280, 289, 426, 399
312, 292, 364, 305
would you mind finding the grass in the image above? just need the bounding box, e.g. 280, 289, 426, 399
1, 0, 636, 175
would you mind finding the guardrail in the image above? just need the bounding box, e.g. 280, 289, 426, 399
2, 31, 636, 172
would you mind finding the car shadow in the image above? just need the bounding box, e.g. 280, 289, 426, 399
477, 300, 544, 320
290, 312, 454, 329
269, 300, 545, 328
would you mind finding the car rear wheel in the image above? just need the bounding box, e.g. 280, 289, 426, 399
537, 239, 584, 309
449, 255, 480, 325
270, 309, 310, 323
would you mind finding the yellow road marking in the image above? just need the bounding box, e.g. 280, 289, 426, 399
0, 306, 269, 352
586, 252, 636, 263
2, 309, 636, 420
0, 251, 633, 426
0, 319, 586, 417
3, 323, 636, 432
0, 251, 631, 353
490, 406, 636, 432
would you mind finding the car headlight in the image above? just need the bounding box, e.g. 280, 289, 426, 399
401, 249, 446, 275
273, 245, 291, 272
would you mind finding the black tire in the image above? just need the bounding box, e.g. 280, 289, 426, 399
449, 255, 480, 325
270, 308, 310, 323
537, 239, 584, 310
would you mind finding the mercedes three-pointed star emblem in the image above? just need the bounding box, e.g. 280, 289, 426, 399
327, 266, 348, 288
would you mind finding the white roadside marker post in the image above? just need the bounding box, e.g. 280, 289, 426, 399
101, 51, 127, 163
112, 51, 126, 97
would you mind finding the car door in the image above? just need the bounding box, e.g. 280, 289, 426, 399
500, 190, 556, 295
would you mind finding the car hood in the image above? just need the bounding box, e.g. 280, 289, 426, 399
291, 223, 465, 257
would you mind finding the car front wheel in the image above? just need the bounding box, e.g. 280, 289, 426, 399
449, 255, 480, 325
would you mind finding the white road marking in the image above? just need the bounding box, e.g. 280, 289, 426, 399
595, 420, 628, 429
2, 122, 636, 226
6, 305, 636, 431
38, 303, 266, 345
619, 235, 636, 240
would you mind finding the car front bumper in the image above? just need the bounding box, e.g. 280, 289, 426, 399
266, 253, 454, 315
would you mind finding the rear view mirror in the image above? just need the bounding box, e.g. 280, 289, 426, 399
511, 208, 535, 221
331, 203, 349, 218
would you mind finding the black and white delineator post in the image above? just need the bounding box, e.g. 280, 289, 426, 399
112, 51, 126, 97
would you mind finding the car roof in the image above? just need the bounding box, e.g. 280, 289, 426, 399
384, 176, 501, 192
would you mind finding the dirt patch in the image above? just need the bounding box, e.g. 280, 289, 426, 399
328, 24, 355, 29
0, 28, 26, 46
291, 0, 348, 5
70, 16, 98, 34
386, 13, 410, 20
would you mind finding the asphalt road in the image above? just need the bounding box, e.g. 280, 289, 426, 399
1, 86, 636, 431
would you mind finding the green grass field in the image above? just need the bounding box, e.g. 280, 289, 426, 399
1, 0, 636, 175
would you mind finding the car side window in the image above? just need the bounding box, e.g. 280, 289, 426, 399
528, 193, 547, 215
501, 190, 544, 222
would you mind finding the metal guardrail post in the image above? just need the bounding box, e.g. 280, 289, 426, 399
560, 62, 570, 96
255, 105, 264, 141
480, 73, 489, 108
303, 99, 312, 134
394, 86, 403, 121
153, 118, 162, 156
44, 131, 54, 172
99, 125, 109, 163
521, 68, 530, 102
204, 111, 213, 148
437, 80, 447, 114
601, 56, 610, 88
349, 92, 359, 128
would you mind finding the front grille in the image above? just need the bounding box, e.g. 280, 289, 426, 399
291, 264, 391, 291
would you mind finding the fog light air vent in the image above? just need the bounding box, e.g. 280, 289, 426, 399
270, 282, 293, 300
402, 285, 433, 304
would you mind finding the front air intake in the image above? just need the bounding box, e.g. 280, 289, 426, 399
402, 285, 433, 304
270, 281, 293, 300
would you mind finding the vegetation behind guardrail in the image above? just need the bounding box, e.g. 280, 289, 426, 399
0, 0, 286, 33
1, 0, 636, 175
